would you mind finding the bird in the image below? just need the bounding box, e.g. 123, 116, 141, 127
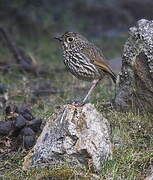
55, 32, 116, 106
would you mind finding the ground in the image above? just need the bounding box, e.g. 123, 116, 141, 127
0, 34, 152, 180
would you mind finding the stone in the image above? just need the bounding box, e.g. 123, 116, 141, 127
27, 118, 42, 132
23, 135, 36, 150
15, 115, 26, 129
114, 19, 153, 112
23, 104, 112, 171
0, 121, 14, 136
20, 127, 35, 136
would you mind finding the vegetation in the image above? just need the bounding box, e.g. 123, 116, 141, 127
0, 1, 153, 179
0, 33, 152, 179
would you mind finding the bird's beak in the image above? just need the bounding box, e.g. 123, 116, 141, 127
54, 35, 62, 41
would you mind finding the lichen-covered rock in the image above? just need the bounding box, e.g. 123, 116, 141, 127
23, 104, 112, 171
145, 173, 153, 180
114, 19, 153, 112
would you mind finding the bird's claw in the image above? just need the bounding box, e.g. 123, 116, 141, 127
72, 101, 85, 107
67, 99, 85, 107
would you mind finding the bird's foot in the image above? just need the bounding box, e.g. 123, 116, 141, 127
72, 101, 85, 107
68, 99, 85, 107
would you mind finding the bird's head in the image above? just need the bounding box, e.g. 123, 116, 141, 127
54, 32, 88, 51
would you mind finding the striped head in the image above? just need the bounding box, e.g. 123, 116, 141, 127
55, 32, 88, 52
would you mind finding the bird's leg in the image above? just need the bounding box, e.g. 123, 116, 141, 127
82, 79, 100, 104
72, 79, 100, 107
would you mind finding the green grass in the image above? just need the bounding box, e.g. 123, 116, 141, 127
101, 111, 153, 179
0, 34, 152, 180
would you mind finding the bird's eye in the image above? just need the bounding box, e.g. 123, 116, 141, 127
67, 37, 74, 42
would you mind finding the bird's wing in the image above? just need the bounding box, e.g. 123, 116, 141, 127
81, 44, 116, 82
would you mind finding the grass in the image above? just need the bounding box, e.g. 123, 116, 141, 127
0, 34, 152, 179
101, 111, 153, 179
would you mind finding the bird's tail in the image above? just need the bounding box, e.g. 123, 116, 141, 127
93, 59, 117, 83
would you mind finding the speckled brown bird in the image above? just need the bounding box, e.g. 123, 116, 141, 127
55, 32, 116, 106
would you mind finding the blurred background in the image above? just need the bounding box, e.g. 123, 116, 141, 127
0, 0, 153, 106
1, 1, 153, 178
0, 0, 153, 64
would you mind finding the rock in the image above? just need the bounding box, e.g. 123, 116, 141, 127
21, 112, 33, 121
23, 104, 112, 171
114, 19, 153, 112
27, 118, 42, 132
16, 104, 32, 114
145, 174, 153, 180
18, 105, 33, 120
23, 135, 36, 150
20, 127, 36, 149
145, 165, 153, 180
20, 127, 35, 136
15, 115, 26, 129
0, 104, 42, 150
0, 121, 14, 136
5, 105, 18, 115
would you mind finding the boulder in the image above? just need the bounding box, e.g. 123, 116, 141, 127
23, 104, 112, 171
114, 19, 153, 112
